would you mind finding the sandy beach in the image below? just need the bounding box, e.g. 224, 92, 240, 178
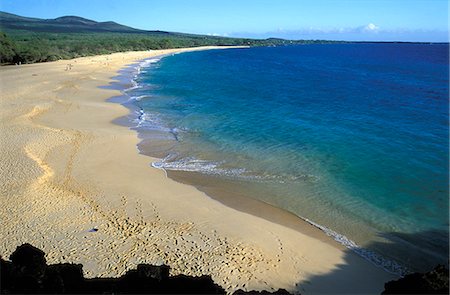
0, 46, 397, 293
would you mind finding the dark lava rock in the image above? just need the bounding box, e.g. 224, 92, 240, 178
6, 243, 47, 293
1, 243, 227, 294
42, 263, 84, 293
382, 265, 449, 294
137, 263, 170, 281
165, 274, 226, 294
9, 243, 46, 278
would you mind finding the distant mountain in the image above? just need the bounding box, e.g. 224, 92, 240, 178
0, 11, 162, 34
0, 11, 42, 22
51, 16, 98, 25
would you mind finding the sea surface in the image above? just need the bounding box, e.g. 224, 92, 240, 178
123, 44, 449, 274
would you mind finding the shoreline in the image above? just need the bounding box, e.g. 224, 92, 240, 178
109, 55, 346, 248
0, 47, 397, 293
110, 54, 351, 249
111, 54, 343, 240
116, 51, 407, 275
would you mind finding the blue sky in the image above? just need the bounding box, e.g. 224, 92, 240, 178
1, 0, 448, 42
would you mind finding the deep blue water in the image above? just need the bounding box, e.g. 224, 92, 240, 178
126, 44, 449, 273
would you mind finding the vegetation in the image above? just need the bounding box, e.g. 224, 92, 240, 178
0, 11, 339, 64
0, 32, 16, 63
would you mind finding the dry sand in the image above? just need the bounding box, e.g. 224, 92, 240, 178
0, 46, 397, 293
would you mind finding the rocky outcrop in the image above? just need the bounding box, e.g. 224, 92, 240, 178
1, 243, 293, 294
382, 265, 449, 294
1, 243, 224, 294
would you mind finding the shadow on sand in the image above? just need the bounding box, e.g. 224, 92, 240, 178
295, 229, 449, 294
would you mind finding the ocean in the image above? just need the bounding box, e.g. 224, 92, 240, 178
122, 44, 449, 274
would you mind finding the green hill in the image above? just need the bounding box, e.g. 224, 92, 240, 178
0, 11, 335, 64
0, 11, 151, 33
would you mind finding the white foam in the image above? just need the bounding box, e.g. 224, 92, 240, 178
134, 109, 162, 128
301, 217, 408, 275
129, 95, 151, 102
151, 154, 246, 178
125, 80, 142, 92
139, 58, 161, 68
134, 58, 160, 74
150, 154, 319, 184
132, 109, 183, 143
125, 57, 161, 93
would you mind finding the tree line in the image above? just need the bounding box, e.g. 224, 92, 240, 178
0, 30, 338, 65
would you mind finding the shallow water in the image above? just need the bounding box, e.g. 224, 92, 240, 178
125, 44, 449, 273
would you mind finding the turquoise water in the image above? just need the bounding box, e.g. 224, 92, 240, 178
125, 44, 449, 273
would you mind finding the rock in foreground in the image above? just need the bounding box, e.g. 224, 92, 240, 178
382, 265, 449, 294
1, 243, 293, 294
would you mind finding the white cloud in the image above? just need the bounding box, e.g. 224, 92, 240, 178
229, 22, 449, 42
207, 32, 229, 37
241, 23, 382, 37
362, 23, 380, 33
